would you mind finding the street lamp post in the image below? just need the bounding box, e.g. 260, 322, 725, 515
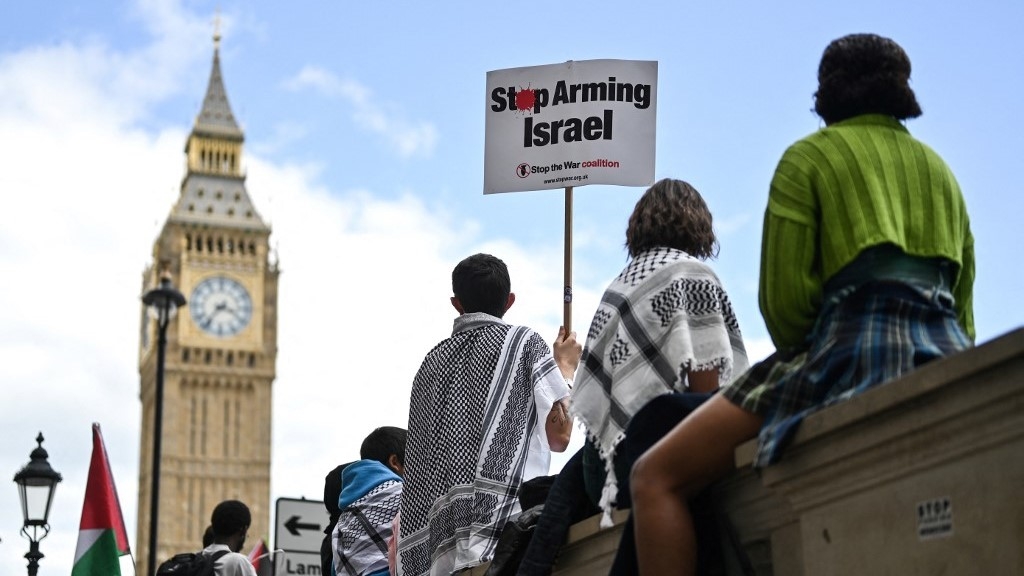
142, 272, 186, 576
14, 432, 63, 576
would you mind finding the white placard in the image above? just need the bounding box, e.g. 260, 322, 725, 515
484, 59, 657, 194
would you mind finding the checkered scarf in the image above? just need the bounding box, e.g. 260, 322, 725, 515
332, 461, 402, 576
571, 248, 748, 523
398, 313, 566, 576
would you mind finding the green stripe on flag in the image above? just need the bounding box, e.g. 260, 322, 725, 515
71, 529, 122, 576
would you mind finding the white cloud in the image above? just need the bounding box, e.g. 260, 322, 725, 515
0, 23, 193, 575
283, 65, 438, 158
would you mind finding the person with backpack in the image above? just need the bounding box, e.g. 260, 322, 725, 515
200, 500, 258, 576
157, 500, 256, 576
322, 462, 354, 576
332, 426, 406, 576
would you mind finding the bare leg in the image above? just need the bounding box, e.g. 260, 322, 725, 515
630, 395, 762, 576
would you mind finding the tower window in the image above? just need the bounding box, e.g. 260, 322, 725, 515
201, 397, 208, 456
234, 399, 242, 456
189, 395, 197, 455
223, 400, 231, 457
197, 188, 205, 197
215, 190, 223, 200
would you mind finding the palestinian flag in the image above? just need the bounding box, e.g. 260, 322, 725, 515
247, 538, 273, 576
72, 423, 132, 576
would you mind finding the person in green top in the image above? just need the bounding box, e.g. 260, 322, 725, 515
627, 33, 975, 576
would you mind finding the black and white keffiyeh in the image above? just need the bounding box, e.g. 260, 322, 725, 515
570, 247, 749, 523
332, 460, 402, 576
397, 313, 568, 576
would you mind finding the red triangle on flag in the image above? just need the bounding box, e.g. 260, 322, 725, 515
79, 423, 131, 555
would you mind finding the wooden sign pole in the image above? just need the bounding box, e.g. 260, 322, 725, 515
563, 186, 573, 332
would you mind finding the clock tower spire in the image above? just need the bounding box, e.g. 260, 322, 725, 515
170, 33, 265, 231
136, 30, 278, 571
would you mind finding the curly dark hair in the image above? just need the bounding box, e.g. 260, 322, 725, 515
452, 253, 511, 318
626, 178, 718, 259
813, 33, 923, 125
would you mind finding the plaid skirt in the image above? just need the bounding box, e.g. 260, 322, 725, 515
722, 279, 971, 468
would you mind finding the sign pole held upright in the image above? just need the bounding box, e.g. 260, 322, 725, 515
563, 186, 573, 333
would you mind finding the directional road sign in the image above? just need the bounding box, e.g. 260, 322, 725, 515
274, 497, 329, 575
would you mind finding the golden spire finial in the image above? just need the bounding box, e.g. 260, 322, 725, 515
213, 8, 222, 49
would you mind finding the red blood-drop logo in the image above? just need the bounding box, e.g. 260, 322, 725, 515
515, 85, 536, 114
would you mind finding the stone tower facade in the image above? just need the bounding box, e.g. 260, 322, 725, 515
136, 35, 278, 570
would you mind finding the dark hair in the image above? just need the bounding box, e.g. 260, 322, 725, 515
211, 500, 251, 538
202, 525, 215, 548
813, 33, 922, 125
360, 426, 407, 467
452, 253, 511, 317
626, 178, 718, 259
323, 462, 352, 517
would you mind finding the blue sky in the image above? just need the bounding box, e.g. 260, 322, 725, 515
1, 1, 1021, 572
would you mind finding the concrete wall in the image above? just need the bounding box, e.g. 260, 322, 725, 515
543, 327, 1023, 575
716, 327, 1024, 575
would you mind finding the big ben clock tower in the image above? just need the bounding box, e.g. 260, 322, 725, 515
137, 32, 278, 570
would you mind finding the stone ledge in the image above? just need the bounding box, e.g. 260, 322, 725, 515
463, 329, 1024, 575
718, 327, 1024, 575
552, 508, 631, 576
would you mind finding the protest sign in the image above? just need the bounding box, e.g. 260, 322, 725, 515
484, 59, 657, 194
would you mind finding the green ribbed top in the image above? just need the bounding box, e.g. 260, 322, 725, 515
759, 114, 975, 350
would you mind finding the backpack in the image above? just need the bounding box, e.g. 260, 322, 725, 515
156, 550, 229, 576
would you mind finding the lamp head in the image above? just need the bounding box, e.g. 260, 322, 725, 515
13, 433, 62, 538
143, 271, 187, 320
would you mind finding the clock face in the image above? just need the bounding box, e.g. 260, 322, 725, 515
190, 276, 253, 337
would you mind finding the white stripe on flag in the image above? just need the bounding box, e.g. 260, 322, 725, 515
74, 528, 104, 564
